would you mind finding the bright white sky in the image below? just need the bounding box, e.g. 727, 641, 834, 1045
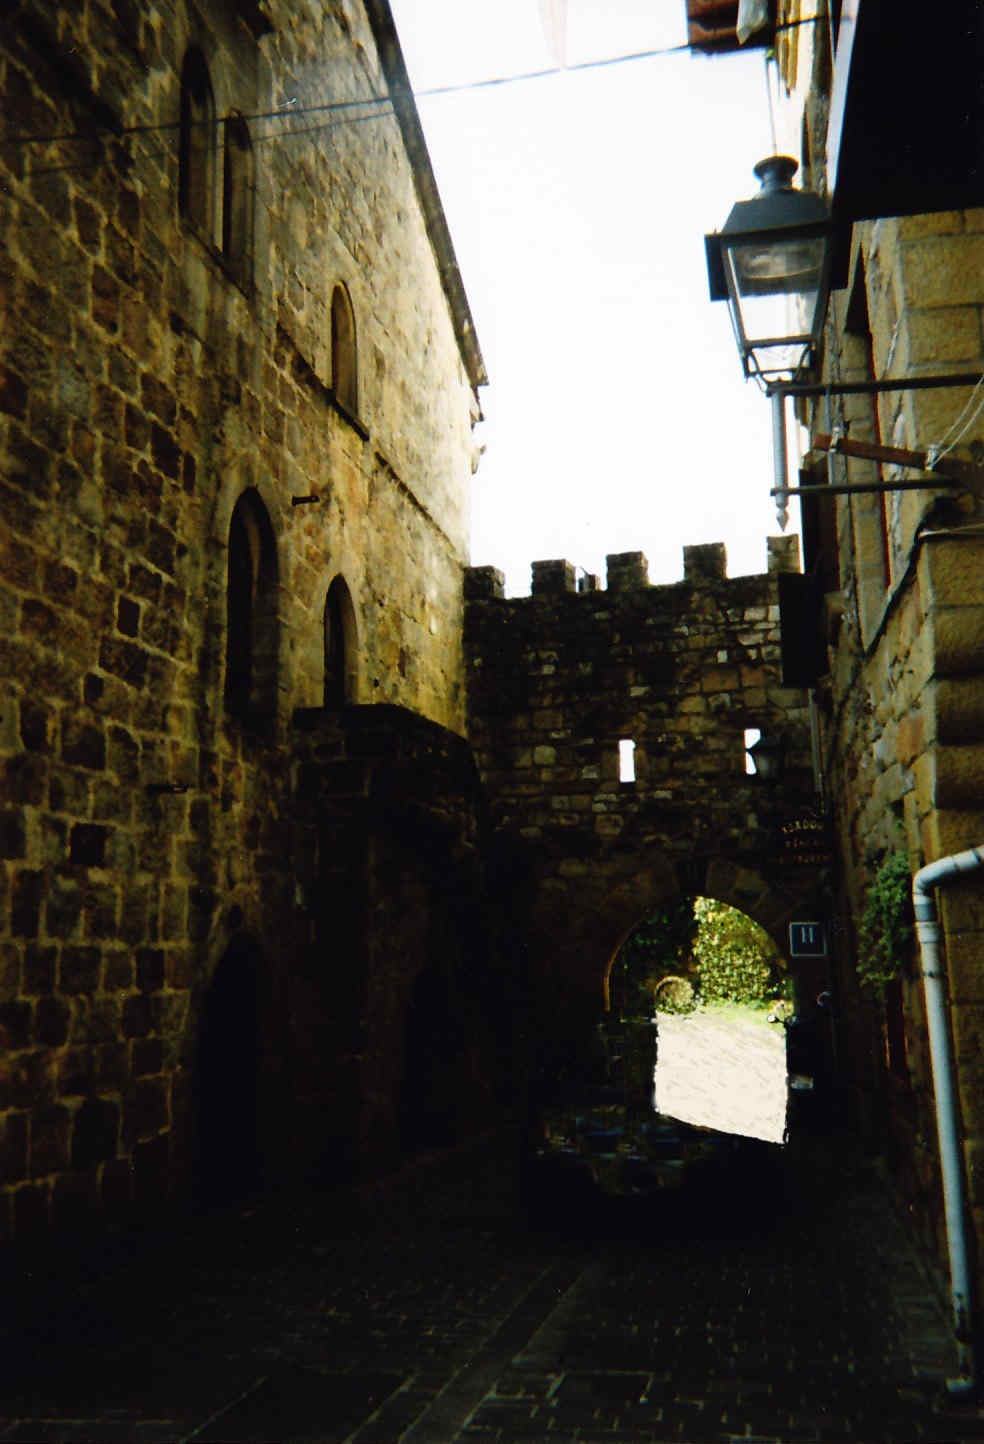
387, 0, 800, 595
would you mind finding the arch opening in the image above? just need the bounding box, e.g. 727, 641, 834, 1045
222, 111, 254, 288
179, 48, 216, 238
195, 936, 263, 1205
330, 284, 358, 415
323, 574, 358, 708
613, 896, 790, 1145
226, 489, 279, 719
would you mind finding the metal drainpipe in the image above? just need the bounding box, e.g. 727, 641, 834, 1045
912, 846, 984, 1393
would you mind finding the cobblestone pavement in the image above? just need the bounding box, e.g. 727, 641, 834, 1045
654, 1010, 788, 1145
2, 1124, 984, 1443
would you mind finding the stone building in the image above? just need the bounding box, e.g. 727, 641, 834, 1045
0, 0, 495, 1234
755, 0, 984, 1339
465, 539, 821, 1076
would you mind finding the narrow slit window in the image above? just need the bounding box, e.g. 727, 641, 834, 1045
179, 49, 216, 238
222, 112, 254, 288
330, 284, 358, 414
744, 728, 761, 775
618, 738, 636, 783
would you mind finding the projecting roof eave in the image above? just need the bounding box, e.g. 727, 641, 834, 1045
363, 0, 488, 391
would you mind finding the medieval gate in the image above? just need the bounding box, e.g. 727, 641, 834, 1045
465, 539, 827, 1064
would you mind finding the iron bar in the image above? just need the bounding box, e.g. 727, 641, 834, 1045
768, 371, 982, 399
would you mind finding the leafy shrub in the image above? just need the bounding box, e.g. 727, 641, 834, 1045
857, 850, 913, 993
692, 897, 782, 1004
652, 974, 696, 1013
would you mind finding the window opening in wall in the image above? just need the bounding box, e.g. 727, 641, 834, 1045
618, 738, 636, 783
226, 489, 278, 718
331, 284, 358, 415
179, 48, 216, 238
844, 263, 892, 588
744, 728, 761, 775
323, 575, 356, 707
222, 112, 254, 288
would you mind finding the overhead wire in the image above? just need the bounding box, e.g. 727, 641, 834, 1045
0, 13, 825, 160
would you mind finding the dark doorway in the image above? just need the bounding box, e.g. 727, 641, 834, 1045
400, 965, 460, 1153
196, 936, 262, 1204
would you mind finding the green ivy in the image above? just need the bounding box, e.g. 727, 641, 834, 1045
857, 850, 914, 993
691, 898, 782, 1005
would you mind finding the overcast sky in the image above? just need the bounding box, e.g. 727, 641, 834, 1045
387, 1, 799, 595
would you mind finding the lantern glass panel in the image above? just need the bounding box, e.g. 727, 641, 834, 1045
723, 240, 825, 379
730, 235, 825, 295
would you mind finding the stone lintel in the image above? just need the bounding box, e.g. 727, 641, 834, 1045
684, 543, 727, 583
606, 552, 649, 592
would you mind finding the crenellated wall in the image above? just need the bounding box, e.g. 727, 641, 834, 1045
465, 540, 822, 1060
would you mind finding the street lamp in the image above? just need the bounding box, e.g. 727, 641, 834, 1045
704, 156, 837, 387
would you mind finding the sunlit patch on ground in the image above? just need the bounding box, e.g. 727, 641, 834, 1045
654, 1005, 787, 1144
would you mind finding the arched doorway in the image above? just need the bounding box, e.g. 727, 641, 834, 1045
195, 936, 263, 1204
323, 574, 357, 707
612, 896, 790, 1144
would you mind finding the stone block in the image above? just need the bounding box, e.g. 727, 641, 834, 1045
935, 745, 984, 811
123, 1076, 169, 1145
36, 995, 71, 1047
900, 233, 984, 308
933, 606, 984, 681
767, 535, 800, 573
607, 552, 650, 591
69, 822, 110, 867
924, 539, 984, 613
464, 566, 504, 600
10, 869, 42, 937
0, 809, 27, 859
532, 559, 576, 596
60, 718, 106, 772
944, 932, 984, 1004
30, 1102, 73, 1177
683, 544, 725, 583
903, 305, 982, 366
59, 945, 100, 994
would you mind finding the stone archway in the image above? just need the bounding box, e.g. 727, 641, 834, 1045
195, 935, 263, 1204
522, 843, 823, 1085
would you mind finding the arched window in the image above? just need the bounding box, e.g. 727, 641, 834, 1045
226, 490, 279, 718
323, 575, 357, 707
222, 111, 254, 287
179, 48, 216, 238
330, 285, 358, 414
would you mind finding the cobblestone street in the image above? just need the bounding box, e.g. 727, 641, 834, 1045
3, 1108, 984, 1444
654, 1009, 788, 1145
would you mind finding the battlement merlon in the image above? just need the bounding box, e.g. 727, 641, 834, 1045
466, 538, 801, 599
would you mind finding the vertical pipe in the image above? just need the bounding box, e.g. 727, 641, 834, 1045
772, 389, 789, 530
913, 847, 984, 1393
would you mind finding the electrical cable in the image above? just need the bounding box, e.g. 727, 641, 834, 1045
0, 13, 825, 154
925, 373, 984, 469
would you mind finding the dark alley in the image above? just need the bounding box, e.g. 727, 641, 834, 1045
2, 1123, 981, 1444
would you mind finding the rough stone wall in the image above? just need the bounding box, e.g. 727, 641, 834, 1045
0, 1, 479, 1238
465, 541, 820, 1062
290, 705, 522, 1184
809, 211, 984, 1272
